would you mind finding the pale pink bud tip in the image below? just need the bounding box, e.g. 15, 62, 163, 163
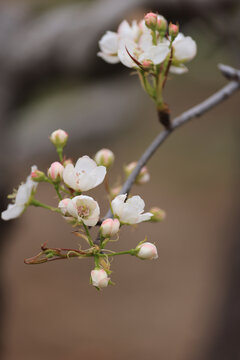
50, 129, 68, 147
144, 12, 158, 28
94, 148, 114, 168
142, 60, 153, 69
100, 218, 120, 238
91, 269, 110, 289
58, 198, 71, 215
31, 171, 38, 178
169, 23, 179, 38
48, 161, 64, 181
137, 242, 158, 260
31, 170, 45, 182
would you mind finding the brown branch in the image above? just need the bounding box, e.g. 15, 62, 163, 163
103, 64, 240, 221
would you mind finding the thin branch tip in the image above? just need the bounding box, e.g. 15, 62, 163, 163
218, 64, 240, 81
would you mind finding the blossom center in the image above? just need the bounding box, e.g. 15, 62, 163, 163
77, 205, 90, 218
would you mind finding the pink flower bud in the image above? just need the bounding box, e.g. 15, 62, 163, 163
58, 198, 71, 215
94, 148, 114, 168
169, 23, 179, 39
91, 269, 110, 289
137, 242, 158, 260
142, 59, 153, 70
144, 12, 158, 29
48, 161, 64, 181
124, 162, 150, 185
31, 170, 46, 182
100, 218, 120, 238
150, 207, 166, 222
50, 129, 68, 147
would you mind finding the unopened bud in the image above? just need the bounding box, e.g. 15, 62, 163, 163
58, 198, 71, 215
142, 59, 153, 70
50, 129, 68, 147
125, 162, 150, 185
150, 207, 166, 222
91, 269, 110, 289
48, 161, 64, 181
156, 17, 167, 34
144, 12, 158, 30
100, 218, 120, 238
137, 242, 158, 260
31, 170, 46, 182
95, 148, 114, 168
169, 23, 179, 40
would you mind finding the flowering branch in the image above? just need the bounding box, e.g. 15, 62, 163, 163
3, 10, 239, 290
104, 64, 240, 220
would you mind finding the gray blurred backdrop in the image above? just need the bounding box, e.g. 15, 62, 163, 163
0, 0, 240, 359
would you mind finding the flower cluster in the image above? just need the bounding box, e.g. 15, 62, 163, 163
2, 129, 165, 290
98, 13, 196, 73
98, 12, 197, 129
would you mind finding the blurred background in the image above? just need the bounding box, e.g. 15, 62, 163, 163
0, 0, 240, 359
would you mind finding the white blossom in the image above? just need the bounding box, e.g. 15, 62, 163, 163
137, 242, 158, 260
91, 269, 110, 289
1, 166, 38, 221
64, 195, 100, 226
98, 18, 170, 68
63, 155, 106, 192
111, 194, 152, 224
98, 16, 197, 72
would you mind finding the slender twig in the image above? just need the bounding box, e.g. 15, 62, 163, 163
103, 64, 240, 221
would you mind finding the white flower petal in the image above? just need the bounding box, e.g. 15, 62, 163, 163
15, 183, 31, 205
111, 194, 127, 218
99, 31, 118, 54
89, 166, 106, 188
118, 20, 133, 39
118, 39, 137, 68
141, 44, 170, 64
173, 35, 197, 61
66, 200, 78, 218
97, 52, 120, 64
126, 195, 145, 212
1, 204, 25, 220
139, 30, 152, 52
63, 164, 78, 190
170, 65, 188, 74
136, 212, 153, 223
75, 156, 97, 173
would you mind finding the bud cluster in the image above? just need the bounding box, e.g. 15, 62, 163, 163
1, 130, 167, 290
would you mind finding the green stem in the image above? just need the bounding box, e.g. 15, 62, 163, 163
99, 249, 137, 257
59, 186, 71, 195
94, 255, 100, 268
151, 30, 157, 45
56, 147, 63, 162
82, 222, 94, 247
54, 184, 62, 200
30, 199, 61, 213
